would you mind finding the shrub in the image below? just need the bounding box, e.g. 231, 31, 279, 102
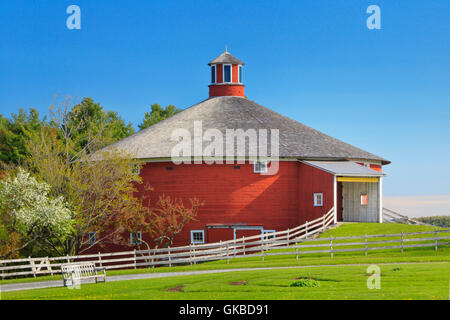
290, 279, 320, 288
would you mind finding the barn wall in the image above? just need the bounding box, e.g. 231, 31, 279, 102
83, 161, 336, 253
137, 161, 301, 247
297, 163, 335, 224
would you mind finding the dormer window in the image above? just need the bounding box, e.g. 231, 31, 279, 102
211, 65, 216, 84
223, 64, 231, 83
239, 65, 243, 83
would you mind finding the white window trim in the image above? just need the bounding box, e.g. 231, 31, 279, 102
211, 65, 216, 84
190, 230, 205, 244
88, 232, 96, 245
223, 64, 232, 83
130, 231, 142, 245
314, 193, 323, 207
263, 230, 276, 240
254, 160, 268, 174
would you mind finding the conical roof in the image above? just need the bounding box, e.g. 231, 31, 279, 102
100, 96, 389, 164
208, 52, 245, 66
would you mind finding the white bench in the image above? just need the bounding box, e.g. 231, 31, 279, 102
61, 262, 106, 287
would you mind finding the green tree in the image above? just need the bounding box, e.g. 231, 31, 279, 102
64, 97, 135, 154
138, 103, 182, 130
0, 109, 44, 164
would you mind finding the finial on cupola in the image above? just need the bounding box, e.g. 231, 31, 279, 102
208, 51, 245, 98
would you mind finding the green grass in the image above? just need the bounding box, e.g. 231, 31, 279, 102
2, 223, 449, 286
2, 262, 450, 300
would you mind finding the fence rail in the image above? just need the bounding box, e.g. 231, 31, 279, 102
2, 208, 449, 280
382, 208, 432, 226
0, 208, 335, 279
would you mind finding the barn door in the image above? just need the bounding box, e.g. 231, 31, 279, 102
342, 182, 379, 222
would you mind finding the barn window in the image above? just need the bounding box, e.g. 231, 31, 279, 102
239, 65, 243, 83
211, 65, 216, 83
131, 163, 141, 175
191, 230, 205, 244
88, 232, 96, 245
263, 230, 276, 240
130, 231, 142, 245
254, 161, 268, 173
314, 193, 323, 207
361, 194, 368, 206
223, 64, 231, 83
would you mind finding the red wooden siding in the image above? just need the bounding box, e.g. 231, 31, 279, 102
232, 64, 239, 83
216, 64, 223, 84
138, 161, 300, 247
84, 161, 336, 252
297, 162, 334, 224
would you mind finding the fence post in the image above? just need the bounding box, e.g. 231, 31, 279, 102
234, 238, 236, 257
287, 229, 290, 244
189, 244, 193, 266
193, 243, 197, 265
29, 256, 36, 278
242, 237, 246, 256
296, 241, 299, 260
330, 236, 333, 258
305, 221, 309, 239
150, 249, 155, 268
226, 243, 229, 264
401, 232, 404, 253
434, 228, 438, 251
322, 217, 325, 232
98, 252, 103, 268
133, 249, 137, 269
364, 234, 368, 256
168, 246, 172, 267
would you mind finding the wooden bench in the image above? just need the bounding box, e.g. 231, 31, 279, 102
61, 262, 106, 287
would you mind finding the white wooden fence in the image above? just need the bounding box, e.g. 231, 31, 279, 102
382, 208, 432, 226
0, 208, 335, 279
2, 207, 449, 280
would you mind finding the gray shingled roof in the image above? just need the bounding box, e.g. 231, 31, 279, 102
303, 161, 385, 176
208, 52, 245, 66
99, 96, 390, 164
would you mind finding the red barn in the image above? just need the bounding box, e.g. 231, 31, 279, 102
100, 51, 389, 248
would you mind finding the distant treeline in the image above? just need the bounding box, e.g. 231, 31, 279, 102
416, 216, 450, 228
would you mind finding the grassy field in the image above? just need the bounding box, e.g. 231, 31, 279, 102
1, 223, 450, 286
2, 262, 450, 300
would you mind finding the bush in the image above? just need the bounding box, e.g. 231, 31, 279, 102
290, 279, 320, 288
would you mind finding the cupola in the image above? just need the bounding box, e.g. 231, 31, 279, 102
208, 51, 245, 98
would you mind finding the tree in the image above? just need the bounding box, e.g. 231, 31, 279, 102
118, 192, 203, 253
0, 168, 73, 259
27, 113, 143, 255
62, 97, 135, 154
0, 109, 44, 165
138, 103, 182, 130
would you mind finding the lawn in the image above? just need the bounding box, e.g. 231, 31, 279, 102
2, 262, 450, 300
1, 223, 449, 286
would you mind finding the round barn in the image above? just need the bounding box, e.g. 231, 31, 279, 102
99, 51, 389, 248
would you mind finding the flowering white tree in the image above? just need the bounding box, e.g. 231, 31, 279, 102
0, 168, 73, 258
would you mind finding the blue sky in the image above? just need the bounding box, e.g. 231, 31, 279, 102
0, 0, 449, 197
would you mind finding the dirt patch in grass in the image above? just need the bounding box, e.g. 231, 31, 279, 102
229, 280, 247, 286
165, 285, 186, 292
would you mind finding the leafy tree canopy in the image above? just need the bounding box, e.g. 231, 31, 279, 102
65, 97, 135, 153
138, 103, 182, 130
0, 109, 45, 164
